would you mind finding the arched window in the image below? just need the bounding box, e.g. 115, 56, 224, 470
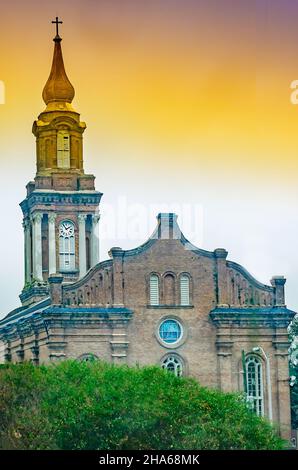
162, 355, 183, 377
163, 273, 175, 305
59, 220, 75, 271
78, 353, 98, 362
180, 274, 190, 306
57, 131, 70, 168
150, 274, 159, 306
245, 355, 264, 416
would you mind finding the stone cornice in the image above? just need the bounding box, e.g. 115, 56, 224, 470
0, 314, 46, 342
20, 190, 102, 214
2, 297, 50, 325
0, 306, 133, 342
44, 306, 133, 316
210, 306, 296, 328
19, 284, 49, 305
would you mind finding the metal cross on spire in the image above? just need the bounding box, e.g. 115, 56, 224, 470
52, 16, 63, 37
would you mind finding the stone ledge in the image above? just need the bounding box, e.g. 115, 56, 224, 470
210, 306, 296, 328
146, 305, 194, 309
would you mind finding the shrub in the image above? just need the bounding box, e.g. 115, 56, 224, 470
0, 360, 285, 450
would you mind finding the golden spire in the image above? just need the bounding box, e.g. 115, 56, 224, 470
42, 17, 75, 106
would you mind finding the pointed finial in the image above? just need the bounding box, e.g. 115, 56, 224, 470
42, 18, 75, 106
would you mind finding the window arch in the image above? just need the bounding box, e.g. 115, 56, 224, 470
77, 353, 98, 362
163, 273, 175, 305
180, 274, 190, 306
57, 130, 70, 168
150, 274, 160, 306
245, 355, 264, 416
162, 355, 183, 377
59, 220, 75, 271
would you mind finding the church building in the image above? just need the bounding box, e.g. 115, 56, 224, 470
0, 22, 296, 440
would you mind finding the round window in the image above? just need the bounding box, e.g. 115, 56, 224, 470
159, 319, 183, 345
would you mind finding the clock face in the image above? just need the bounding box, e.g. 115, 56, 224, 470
59, 221, 74, 237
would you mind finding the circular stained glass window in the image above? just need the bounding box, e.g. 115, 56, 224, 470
159, 319, 183, 344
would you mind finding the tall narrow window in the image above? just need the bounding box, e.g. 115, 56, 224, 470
245, 355, 264, 417
59, 220, 75, 271
57, 131, 70, 168
150, 274, 159, 306
180, 274, 190, 306
163, 273, 175, 305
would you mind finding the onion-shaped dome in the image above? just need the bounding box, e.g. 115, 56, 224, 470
42, 35, 75, 105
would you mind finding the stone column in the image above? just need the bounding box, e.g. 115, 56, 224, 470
47, 342, 67, 362
78, 214, 87, 278
48, 213, 57, 275
271, 276, 286, 306
4, 341, 12, 363
108, 247, 124, 306
216, 329, 234, 392
110, 316, 131, 364
23, 218, 32, 284
32, 213, 43, 281
48, 274, 63, 305
30, 343, 40, 366
16, 346, 25, 363
214, 248, 229, 306
91, 214, 100, 267
274, 337, 292, 440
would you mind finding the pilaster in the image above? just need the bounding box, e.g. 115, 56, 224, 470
91, 213, 100, 267
78, 214, 87, 278
271, 276, 286, 306
23, 218, 32, 284
109, 247, 124, 307
48, 213, 57, 275
214, 248, 229, 306
31, 212, 43, 281
274, 335, 292, 440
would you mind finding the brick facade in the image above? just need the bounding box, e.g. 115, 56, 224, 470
0, 29, 296, 443
0, 213, 296, 439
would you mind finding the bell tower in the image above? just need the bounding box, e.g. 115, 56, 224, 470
20, 18, 102, 306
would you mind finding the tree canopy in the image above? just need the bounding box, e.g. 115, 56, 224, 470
0, 360, 284, 450
289, 314, 298, 429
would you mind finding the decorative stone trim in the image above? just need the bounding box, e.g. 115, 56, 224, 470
19, 284, 49, 307
110, 341, 129, 351
31, 345, 40, 365
49, 353, 66, 362
227, 260, 274, 292
16, 348, 25, 361
4, 353, 12, 363
147, 305, 194, 309
20, 191, 102, 214
210, 307, 296, 328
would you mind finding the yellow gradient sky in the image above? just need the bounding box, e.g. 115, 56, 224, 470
0, 0, 298, 315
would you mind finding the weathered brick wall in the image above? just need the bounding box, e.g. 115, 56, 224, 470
0, 216, 294, 438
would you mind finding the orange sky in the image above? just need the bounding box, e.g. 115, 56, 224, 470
0, 0, 298, 179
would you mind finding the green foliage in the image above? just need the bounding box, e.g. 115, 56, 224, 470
0, 360, 285, 450
289, 315, 298, 429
